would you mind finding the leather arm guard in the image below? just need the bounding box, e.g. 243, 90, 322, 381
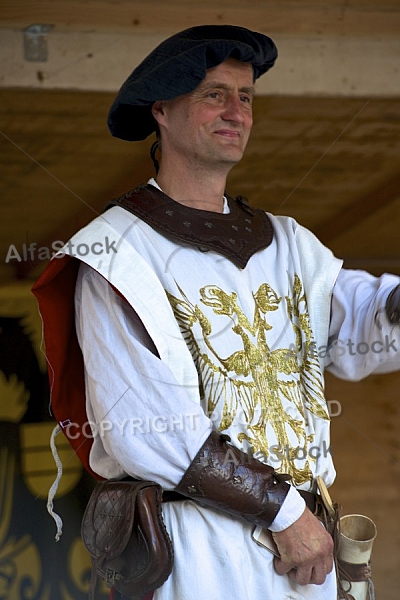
175, 431, 291, 529
386, 284, 400, 325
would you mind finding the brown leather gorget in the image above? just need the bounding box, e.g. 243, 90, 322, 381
106, 184, 273, 269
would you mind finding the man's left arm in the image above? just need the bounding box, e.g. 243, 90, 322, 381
326, 268, 400, 380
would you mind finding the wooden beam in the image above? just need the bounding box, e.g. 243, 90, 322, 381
314, 173, 400, 245
1, 27, 400, 96
342, 258, 400, 273
1, 1, 400, 36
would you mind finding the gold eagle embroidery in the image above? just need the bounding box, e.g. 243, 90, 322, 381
166, 275, 329, 486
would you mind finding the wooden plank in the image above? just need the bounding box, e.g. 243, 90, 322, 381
347, 0, 400, 5
229, 97, 400, 229
326, 370, 400, 600
325, 194, 400, 265
314, 173, 400, 245
1, 1, 400, 36
2, 28, 400, 97
342, 258, 400, 275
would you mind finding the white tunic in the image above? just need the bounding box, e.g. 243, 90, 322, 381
69, 189, 400, 600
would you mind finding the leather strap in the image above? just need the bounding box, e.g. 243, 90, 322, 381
338, 559, 372, 582
175, 431, 290, 529
162, 490, 187, 502
106, 184, 274, 269
299, 489, 316, 513
164, 487, 316, 511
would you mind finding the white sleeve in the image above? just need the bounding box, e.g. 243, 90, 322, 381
268, 485, 306, 532
75, 263, 305, 523
326, 268, 400, 380
75, 262, 212, 488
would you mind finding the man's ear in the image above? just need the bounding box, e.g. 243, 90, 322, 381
151, 101, 166, 127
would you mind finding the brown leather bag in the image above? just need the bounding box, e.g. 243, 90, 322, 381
81, 479, 174, 600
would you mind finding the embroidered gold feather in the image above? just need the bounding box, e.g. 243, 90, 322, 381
166, 275, 328, 486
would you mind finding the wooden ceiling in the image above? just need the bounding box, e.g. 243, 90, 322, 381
0, 1, 399, 283
2, 0, 400, 35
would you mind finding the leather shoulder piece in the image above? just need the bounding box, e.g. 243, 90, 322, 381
106, 184, 273, 269
175, 431, 290, 529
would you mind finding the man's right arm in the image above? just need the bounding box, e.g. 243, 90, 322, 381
75, 262, 212, 487
174, 428, 334, 586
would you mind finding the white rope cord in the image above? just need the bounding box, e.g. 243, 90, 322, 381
47, 424, 64, 541
368, 577, 376, 600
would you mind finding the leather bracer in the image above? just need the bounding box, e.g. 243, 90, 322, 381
175, 431, 291, 529
385, 284, 400, 324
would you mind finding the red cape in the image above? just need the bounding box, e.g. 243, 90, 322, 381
32, 255, 102, 480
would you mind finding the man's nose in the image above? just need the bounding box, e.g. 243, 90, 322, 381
221, 95, 247, 123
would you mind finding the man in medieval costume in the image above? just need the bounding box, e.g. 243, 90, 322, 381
33, 25, 400, 600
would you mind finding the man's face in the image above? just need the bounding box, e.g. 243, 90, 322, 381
153, 58, 254, 170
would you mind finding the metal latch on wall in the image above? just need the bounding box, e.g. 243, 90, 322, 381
23, 24, 54, 62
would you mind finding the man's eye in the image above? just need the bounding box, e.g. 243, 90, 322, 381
208, 92, 220, 99
240, 95, 252, 104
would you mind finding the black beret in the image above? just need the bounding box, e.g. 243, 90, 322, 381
108, 25, 277, 141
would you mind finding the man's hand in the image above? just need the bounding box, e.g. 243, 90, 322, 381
271, 508, 334, 586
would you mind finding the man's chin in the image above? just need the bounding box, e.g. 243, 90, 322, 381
222, 149, 245, 165
214, 144, 246, 163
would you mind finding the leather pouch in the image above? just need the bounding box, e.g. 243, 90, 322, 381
81, 479, 173, 600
